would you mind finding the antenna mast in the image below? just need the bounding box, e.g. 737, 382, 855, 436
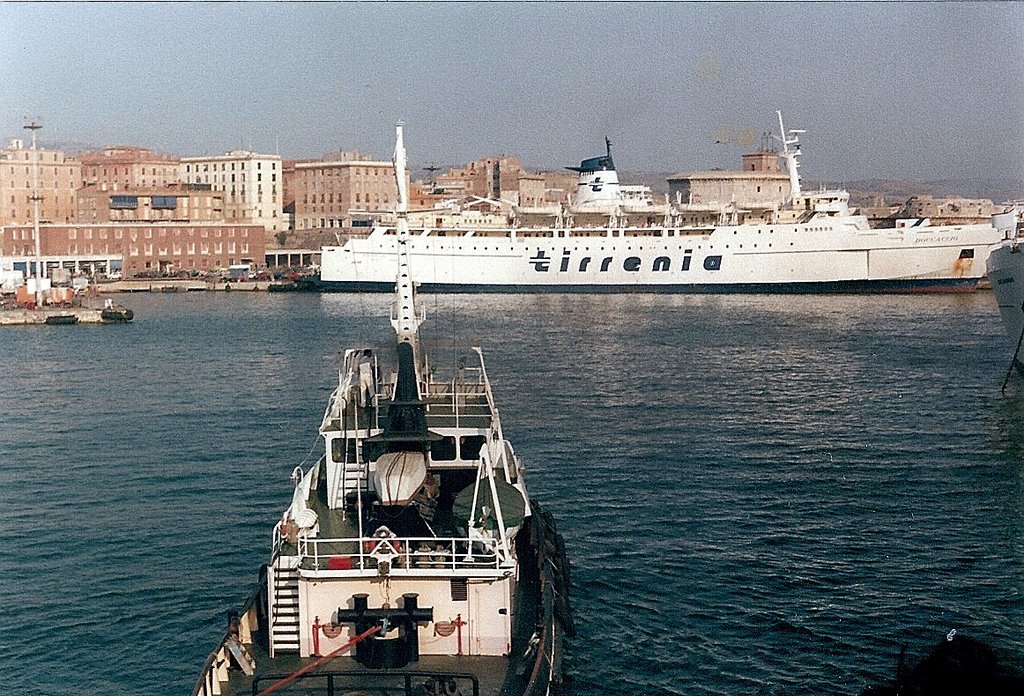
24, 120, 44, 305
390, 122, 422, 352
776, 110, 804, 200
423, 164, 440, 192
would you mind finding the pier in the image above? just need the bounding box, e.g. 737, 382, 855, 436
104, 279, 275, 293
0, 307, 110, 325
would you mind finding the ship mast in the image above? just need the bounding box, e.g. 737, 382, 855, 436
383, 121, 431, 448
776, 110, 804, 200
24, 121, 43, 306
390, 121, 421, 353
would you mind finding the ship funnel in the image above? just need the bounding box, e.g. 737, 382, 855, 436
567, 138, 622, 210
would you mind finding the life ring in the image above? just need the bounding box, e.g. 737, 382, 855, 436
364, 538, 403, 555
321, 623, 343, 639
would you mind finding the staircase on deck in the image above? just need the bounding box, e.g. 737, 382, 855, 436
270, 560, 300, 656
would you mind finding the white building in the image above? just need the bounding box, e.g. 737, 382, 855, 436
180, 151, 283, 231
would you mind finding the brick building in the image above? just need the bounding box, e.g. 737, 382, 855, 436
0, 139, 81, 225
76, 185, 225, 224
667, 150, 790, 207
77, 146, 180, 191
434, 156, 524, 201
293, 156, 400, 231
1, 222, 265, 276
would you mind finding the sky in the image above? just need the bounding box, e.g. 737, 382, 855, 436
2, 2, 1023, 183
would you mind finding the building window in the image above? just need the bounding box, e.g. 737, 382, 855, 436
110, 195, 139, 209
152, 196, 177, 209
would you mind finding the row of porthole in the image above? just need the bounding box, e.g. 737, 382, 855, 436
375, 242, 807, 252
372, 229, 817, 252
380, 226, 826, 240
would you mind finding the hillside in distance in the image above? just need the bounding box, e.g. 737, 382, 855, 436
832, 177, 1024, 207
619, 170, 1024, 207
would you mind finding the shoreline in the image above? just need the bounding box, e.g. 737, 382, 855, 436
101, 279, 279, 293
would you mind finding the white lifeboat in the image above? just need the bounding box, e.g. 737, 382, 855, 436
372, 451, 428, 506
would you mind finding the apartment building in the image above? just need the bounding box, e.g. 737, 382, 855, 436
0, 139, 81, 225
434, 155, 525, 201
77, 146, 180, 191
180, 151, 282, 231
293, 155, 399, 231
76, 184, 225, 224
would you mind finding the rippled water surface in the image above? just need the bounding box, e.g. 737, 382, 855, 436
2, 291, 1022, 695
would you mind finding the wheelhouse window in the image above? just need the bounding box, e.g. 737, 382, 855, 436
433, 436, 457, 461
459, 435, 486, 460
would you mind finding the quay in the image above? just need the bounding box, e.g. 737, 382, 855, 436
103, 279, 275, 293
1, 307, 109, 326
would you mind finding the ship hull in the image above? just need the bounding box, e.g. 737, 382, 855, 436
988, 240, 1024, 348
320, 222, 1001, 294
317, 278, 981, 294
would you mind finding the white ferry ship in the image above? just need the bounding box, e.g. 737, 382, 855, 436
194, 124, 573, 696
987, 209, 1024, 381
320, 114, 1003, 293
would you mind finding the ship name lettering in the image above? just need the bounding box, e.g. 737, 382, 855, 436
529, 250, 551, 271
529, 249, 723, 274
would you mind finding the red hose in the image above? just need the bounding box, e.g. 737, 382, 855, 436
256, 624, 381, 695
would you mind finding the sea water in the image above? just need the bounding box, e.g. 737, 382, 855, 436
1, 291, 1022, 695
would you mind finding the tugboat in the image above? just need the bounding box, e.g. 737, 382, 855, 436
193, 123, 573, 696
100, 298, 134, 323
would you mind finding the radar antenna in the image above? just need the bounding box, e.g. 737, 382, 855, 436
776, 110, 805, 200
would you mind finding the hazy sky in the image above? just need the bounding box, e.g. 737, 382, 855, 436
2, 2, 1023, 182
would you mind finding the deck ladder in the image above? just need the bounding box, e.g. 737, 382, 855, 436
269, 558, 300, 656
332, 396, 371, 506
337, 444, 369, 502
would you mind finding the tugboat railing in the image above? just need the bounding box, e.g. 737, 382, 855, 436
292, 533, 513, 574
251, 669, 480, 696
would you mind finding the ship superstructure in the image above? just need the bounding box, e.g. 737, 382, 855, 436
320, 113, 1002, 293
194, 124, 572, 696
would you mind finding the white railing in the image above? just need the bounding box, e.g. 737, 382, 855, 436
290, 533, 512, 574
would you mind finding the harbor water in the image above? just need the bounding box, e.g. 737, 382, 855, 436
2, 291, 1022, 695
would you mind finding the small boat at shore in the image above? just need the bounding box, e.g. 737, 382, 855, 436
100, 303, 134, 323
44, 313, 79, 325
193, 123, 573, 696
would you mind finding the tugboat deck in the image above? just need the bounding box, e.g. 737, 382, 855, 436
214, 632, 509, 695
323, 386, 495, 435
